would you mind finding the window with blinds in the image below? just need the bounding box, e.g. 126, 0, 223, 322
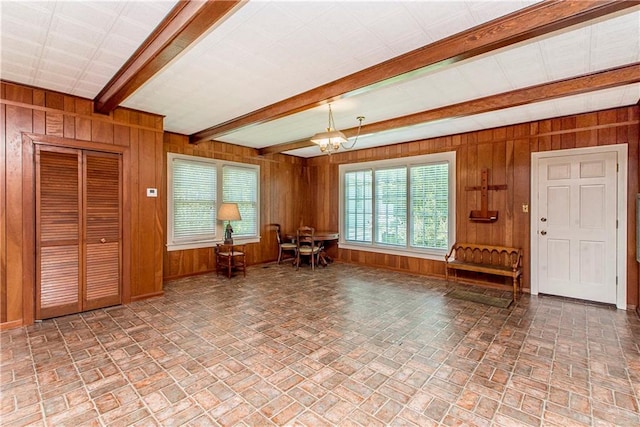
344, 170, 372, 242
223, 165, 258, 237
167, 154, 260, 251
375, 168, 407, 246
172, 158, 217, 241
410, 162, 449, 250
339, 152, 455, 260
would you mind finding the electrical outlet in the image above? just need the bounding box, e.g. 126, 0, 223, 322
522, 204, 528, 213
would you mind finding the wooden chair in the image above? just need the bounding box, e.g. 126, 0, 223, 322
275, 224, 297, 264
215, 244, 246, 278
295, 226, 321, 270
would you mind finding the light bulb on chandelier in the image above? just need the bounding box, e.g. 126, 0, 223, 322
310, 104, 365, 154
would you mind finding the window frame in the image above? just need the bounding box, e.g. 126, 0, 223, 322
338, 151, 456, 261
167, 153, 260, 251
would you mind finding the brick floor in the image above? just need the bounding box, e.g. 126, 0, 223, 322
2, 263, 640, 426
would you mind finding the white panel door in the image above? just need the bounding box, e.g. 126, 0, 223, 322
537, 151, 617, 303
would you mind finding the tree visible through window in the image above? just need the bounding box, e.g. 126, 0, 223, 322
410, 163, 449, 250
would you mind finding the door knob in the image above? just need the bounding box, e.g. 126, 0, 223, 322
100, 238, 107, 243
540, 217, 547, 222
540, 230, 547, 235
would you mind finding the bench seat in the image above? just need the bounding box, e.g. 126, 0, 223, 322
445, 243, 523, 300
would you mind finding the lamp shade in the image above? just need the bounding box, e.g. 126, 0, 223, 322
310, 129, 348, 146
217, 203, 241, 221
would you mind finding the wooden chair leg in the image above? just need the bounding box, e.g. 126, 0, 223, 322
278, 247, 282, 264
513, 276, 518, 300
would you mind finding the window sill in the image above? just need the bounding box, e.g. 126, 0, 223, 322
167, 237, 260, 252
338, 241, 447, 262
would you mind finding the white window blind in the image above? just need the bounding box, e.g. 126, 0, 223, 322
344, 170, 372, 242
410, 162, 449, 249
375, 168, 406, 246
172, 158, 217, 241
222, 165, 258, 237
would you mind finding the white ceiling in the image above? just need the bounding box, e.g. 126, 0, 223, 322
1, 1, 639, 158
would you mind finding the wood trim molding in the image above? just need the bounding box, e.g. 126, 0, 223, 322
24, 133, 127, 154
0, 99, 163, 133
94, 0, 245, 114
258, 63, 640, 155
21, 134, 35, 326
0, 319, 24, 331
130, 291, 164, 302
191, 0, 639, 144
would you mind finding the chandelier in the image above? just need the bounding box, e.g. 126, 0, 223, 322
310, 104, 364, 154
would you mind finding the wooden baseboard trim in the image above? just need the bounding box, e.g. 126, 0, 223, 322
0, 319, 24, 331
163, 269, 215, 282
130, 291, 164, 302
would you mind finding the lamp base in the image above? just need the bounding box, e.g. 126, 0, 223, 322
224, 222, 234, 245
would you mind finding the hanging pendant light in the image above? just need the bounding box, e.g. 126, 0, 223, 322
310, 104, 364, 154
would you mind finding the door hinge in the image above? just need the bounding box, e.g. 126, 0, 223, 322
616, 219, 619, 229
617, 163, 619, 172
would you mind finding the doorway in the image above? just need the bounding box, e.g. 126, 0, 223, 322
35, 145, 122, 319
531, 145, 628, 309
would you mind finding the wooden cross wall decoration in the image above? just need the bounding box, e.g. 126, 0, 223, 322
465, 168, 507, 222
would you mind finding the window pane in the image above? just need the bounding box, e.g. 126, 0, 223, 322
410, 163, 449, 249
223, 165, 258, 237
173, 158, 216, 240
375, 167, 407, 246
344, 170, 372, 242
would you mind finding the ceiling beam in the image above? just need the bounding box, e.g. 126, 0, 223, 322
258, 63, 640, 156
191, 0, 639, 144
94, 0, 245, 114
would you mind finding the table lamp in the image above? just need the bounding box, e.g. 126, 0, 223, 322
218, 203, 241, 244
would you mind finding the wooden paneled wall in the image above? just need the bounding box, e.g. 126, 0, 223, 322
2, 79, 637, 329
307, 106, 639, 308
163, 133, 309, 280
1, 81, 164, 329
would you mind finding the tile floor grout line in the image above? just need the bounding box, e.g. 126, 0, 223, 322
51, 315, 105, 426
4, 263, 640, 426
24, 323, 49, 427
141, 279, 308, 425
440, 299, 528, 426
91, 306, 183, 426
113, 303, 227, 426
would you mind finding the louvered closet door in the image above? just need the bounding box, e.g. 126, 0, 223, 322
83, 151, 122, 311
36, 147, 82, 319
36, 147, 122, 319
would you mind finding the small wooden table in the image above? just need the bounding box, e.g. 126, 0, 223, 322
215, 244, 246, 278
286, 231, 339, 266
313, 231, 339, 266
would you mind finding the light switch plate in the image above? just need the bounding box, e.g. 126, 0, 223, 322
147, 188, 157, 197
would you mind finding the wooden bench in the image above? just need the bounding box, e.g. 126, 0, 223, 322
445, 243, 523, 299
